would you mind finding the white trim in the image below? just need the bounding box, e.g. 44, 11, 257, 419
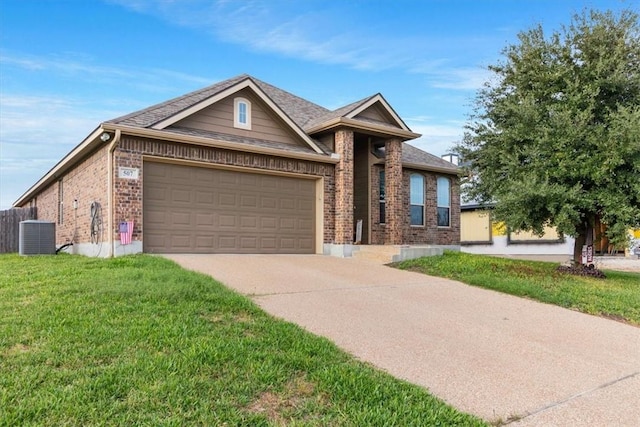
234, 97, 251, 130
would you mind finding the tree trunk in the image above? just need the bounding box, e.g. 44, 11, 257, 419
573, 219, 594, 265
573, 228, 586, 265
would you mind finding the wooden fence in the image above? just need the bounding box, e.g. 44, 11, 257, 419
0, 207, 37, 253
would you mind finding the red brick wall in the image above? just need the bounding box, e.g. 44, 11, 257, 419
370, 165, 460, 246
21, 146, 109, 246
384, 138, 403, 244
333, 129, 354, 244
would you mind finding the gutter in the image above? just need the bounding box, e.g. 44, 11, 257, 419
106, 129, 121, 257
402, 161, 461, 175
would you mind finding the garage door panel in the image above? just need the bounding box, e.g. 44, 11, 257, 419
170, 235, 192, 249
261, 217, 277, 230
218, 193, 237, 207
240, 236, 258, 249
195, 213, 214, 226
261, 237, 277, 249
218, 236, 238, 249
217, 214, 237, 228
240, 195, 257, 208
240, 216, 258, 229
195, 235, 215, 249
143, 162, 316, 253
170, 211, 192, 227
299, 218, 314, 231
196, 191, 214, 204
298, 238, 314, 250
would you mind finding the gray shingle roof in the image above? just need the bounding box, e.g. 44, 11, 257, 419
106, 74, 331, 130
304, 95, 376, 129
107, 74, 251, 128
105, 74, 451, 171
402, 143, 459, 173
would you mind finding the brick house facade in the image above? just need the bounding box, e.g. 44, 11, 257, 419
14, 74, 460, 257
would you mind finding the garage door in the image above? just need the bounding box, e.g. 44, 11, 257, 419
143, 162, 316, 254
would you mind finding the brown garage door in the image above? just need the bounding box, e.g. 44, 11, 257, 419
143, 161, 316, 254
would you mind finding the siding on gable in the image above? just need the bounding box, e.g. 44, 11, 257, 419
354, 104, 400, 128
173, 88, 303, 146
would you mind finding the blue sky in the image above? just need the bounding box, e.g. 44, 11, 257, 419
0, 0, 636, 209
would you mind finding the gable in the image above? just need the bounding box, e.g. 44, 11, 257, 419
170, 88, 306, 147
353, 102, 401, 128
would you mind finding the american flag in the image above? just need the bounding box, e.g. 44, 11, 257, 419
120, 221, 134, 245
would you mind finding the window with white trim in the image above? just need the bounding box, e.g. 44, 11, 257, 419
410, 173, 424, 226
234, 97, 251, 129
437, 177, 451, 227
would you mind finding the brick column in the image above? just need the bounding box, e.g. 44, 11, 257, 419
385, 138, 403, 244
334, 129, 354, 244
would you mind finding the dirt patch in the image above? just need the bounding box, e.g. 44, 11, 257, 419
246, 375, 329, 425
4, 343, 31, 356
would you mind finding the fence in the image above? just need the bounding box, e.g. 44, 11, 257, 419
0, 207, 37, 253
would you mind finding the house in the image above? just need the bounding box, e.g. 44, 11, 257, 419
459, 202, 575, 258
14, 74, 460, 257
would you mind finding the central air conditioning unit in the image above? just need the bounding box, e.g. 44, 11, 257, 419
19, 220, 56, 255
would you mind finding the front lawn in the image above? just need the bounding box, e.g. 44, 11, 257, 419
0, 254, 484, 426
396, 251, 640, 326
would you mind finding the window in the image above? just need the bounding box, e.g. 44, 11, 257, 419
379, 170, 385, 224
57, 179, 64, 225
234, 97, 251, 129
410, 174, 424, 226
437, 177, 451, 227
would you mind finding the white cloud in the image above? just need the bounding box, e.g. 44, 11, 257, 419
107, 0, 488, 89
0, 52, 213, 94
404, 117, 465, 157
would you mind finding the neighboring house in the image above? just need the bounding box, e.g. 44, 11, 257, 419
14, 74, 460, 257
459, 201, 638, 258
459, 203, 575, 257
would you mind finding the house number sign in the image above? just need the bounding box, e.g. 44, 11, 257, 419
118, 167, 139, 180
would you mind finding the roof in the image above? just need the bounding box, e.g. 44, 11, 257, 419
106, 75, 417, 139
401, 143, 459, 174
106, 74, 332, 130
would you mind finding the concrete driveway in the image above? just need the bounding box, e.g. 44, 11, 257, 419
164, 254, 640, 426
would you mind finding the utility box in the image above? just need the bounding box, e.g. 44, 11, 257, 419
19, 220, 56, 255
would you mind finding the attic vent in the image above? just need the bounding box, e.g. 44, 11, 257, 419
19, 220, 56, 255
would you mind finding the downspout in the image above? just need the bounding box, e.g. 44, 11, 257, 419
107, 129, 121, 257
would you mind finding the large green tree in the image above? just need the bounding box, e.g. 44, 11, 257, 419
458, 9, 640, 264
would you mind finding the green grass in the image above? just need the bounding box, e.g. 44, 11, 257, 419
0, 254, 485, 426
396, 251, 640, 326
